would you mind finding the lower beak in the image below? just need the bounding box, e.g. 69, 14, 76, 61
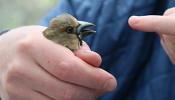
77, 21, 96, 37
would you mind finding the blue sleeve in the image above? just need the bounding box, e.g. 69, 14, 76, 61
0, 29, 10, 36
40, 0, 75, 26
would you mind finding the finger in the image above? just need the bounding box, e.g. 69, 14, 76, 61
23, 36, 116, 91
74, 42, 102, 67
74, 50, 102, 67
164, 7, 175, 16
7, 89, 51, 100
14, 59, 97, 100
78, 41, 91, 51
128, 15, 175, 35
2, 79, 50, 100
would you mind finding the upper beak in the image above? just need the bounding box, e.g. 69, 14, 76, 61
77, 21, 96, 37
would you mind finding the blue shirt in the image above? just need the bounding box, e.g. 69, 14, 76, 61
41, 0, 175, 100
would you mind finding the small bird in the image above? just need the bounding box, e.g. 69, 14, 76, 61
43, 14, 95, 51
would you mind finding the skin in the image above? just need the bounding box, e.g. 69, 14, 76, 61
1, 7, 175, 100
0, 26, 116, 100
128, 7, 175, 63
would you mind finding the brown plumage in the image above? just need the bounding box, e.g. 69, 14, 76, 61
43, 14, 95, 51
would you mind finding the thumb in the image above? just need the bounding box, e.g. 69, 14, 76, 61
74, 42, 102, 67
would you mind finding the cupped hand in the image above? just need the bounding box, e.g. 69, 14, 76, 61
0, 26, 117, 100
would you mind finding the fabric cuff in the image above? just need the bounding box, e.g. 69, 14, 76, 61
0, 29, 10, 35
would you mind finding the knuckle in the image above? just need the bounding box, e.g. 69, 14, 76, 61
17, 37, 33, 52
4, 82, 20, 99
55, 61, 71, 79
96, 69, 116, 90
2, 71, 18, 96
154, 23, 161, 33
4, 81, 15, 95
151, 17, 161, 32
3, 61, 23, 84
97, 69, 107, 89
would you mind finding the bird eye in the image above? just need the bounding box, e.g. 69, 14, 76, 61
66, 26, 74, 34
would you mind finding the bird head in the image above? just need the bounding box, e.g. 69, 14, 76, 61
44, 14, 95, 45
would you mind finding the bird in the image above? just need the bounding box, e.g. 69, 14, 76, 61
43, 13, 96, 51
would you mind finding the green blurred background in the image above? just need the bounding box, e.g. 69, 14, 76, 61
0, 0, 58, 29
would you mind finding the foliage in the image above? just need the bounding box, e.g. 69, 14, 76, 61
0, 0, 58, 29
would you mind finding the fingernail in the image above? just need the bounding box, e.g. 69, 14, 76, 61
103, 78, 117, 91
129, 16, 141, 26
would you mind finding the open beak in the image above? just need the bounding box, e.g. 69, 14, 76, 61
77, 21, 96, 37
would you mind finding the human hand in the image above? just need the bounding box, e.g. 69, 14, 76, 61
128, 7, 175, 63
0, 26, 117, 100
